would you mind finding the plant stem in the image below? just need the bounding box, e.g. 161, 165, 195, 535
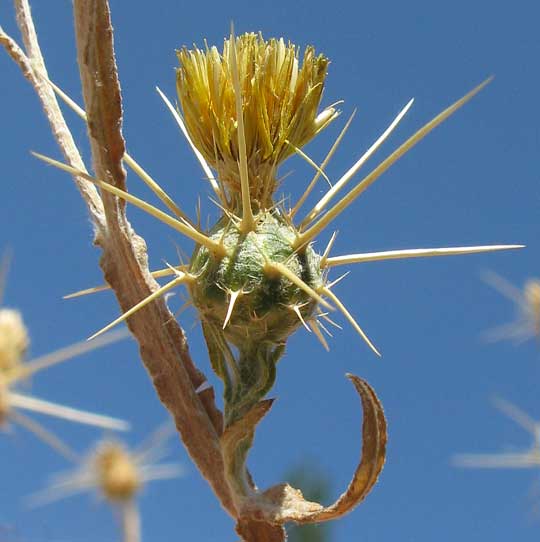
121, 501, 141, 542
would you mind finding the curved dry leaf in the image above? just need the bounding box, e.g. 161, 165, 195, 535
240, 374, 387, 525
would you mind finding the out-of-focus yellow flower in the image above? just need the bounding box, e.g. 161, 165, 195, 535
0, 308, 29, 373
30, 426, 183, 506
95, 442, 141, 502
176, 33, 338, 210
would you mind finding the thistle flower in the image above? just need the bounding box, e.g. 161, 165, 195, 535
30, 426, 184, 541
94, 442, 142, 501
483, 271, 540, 343
34, 31, 521, 508
177, 33, 338, 210
31, 427, 183, 504
41, 36, 520, 367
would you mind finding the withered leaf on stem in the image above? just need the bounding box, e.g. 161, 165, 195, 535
240, 375, 387, 525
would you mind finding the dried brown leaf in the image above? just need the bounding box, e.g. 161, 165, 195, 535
240, 375, 387, 525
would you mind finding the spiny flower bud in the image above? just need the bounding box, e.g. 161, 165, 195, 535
0, 308, 29, 373
29, 428, 182, 508
189, 211, 323, 350
94, 442, 141, 502
177, 33, 338, 210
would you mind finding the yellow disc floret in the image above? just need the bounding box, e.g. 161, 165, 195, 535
177, 32, 338, 210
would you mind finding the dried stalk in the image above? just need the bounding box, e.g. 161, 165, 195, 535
70, 0, 236, 517
2, 0, 235, 518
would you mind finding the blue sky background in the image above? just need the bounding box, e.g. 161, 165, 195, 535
1, 0, 539, 540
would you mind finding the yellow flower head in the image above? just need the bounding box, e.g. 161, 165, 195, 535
30, 427, 183, 507
0, 308, 29, 373
94, 442, 141, 502
176, 32, 338, 210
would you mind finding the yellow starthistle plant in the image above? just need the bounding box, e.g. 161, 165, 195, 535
31, 429, 183, 505
94, 443, 142, 502
33, 30, 521, 511
30, 426, 184, 542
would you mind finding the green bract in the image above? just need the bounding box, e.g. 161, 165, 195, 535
189, 210, 322, 348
